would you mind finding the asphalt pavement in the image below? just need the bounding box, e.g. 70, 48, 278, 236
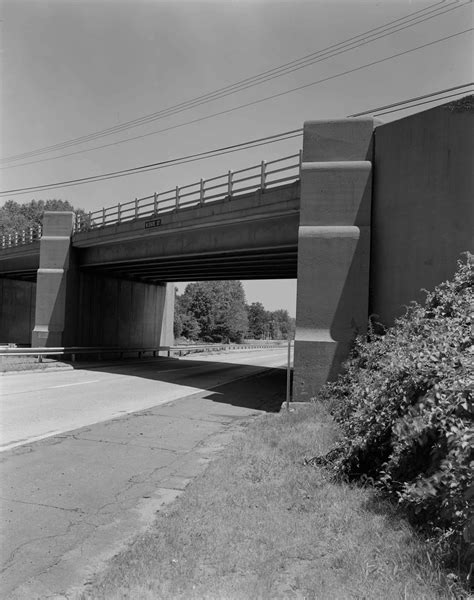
0, 349, 290, 599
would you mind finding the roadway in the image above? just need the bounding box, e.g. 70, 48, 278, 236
0, 348, 291, 599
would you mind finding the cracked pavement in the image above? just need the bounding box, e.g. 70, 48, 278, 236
0, 351, 287, 599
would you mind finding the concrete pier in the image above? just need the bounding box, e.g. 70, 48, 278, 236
293, 119, 376, 401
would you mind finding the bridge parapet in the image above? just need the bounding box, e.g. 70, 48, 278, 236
74, 152, 301, 233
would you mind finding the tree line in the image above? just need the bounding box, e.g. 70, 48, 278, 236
174, 281, 295, 343
0, 199, 85, 237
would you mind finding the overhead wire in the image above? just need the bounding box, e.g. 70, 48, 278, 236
3, 26, 472, 172
1, 81, 472, 197
0, 130, 303, 196
349, 82, 473, 116
1, 0, 471, 165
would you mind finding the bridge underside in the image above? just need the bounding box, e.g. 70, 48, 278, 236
81, 247, 298, 282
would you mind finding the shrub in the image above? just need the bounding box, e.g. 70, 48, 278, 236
317, 257, 473, 574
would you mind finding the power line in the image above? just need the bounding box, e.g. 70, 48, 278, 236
349, 82, 474, 116
3, 26, 472, 172
2, 83, 471, 199
1, 29, 472, 197
374, 92, 473, 116
0, 130, 303, 196
2, 0, 470, 165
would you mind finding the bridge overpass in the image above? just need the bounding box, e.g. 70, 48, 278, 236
1, 101, 473, 400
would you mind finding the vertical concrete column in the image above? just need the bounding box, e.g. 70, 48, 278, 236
32, 212, 75, 347
293, 119, 376, 400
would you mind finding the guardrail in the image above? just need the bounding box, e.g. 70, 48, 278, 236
1, 225, 42, 250
0, 343, 287, 363
74, 151, 302, 232
0, 152, 302, 249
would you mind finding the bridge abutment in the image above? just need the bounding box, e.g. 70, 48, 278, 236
31, 211, 174, 349
293, 119, 376, 401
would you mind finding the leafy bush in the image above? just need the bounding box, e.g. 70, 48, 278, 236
317, 257, 473, 574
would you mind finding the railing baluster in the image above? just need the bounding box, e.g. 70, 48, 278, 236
135, 198, 139, 219
117, 203, 121, 224
200, 179, 205, 205
260, 160, 266, 190
154, 192, 158, 214
175, 186, 180, 210
102, 207, 106, 226
227, 170, 233, 198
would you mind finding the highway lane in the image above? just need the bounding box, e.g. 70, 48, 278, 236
0, 348, 290, 452
0, 349, 290, 599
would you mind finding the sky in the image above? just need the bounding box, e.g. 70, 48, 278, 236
1, 0, 472, 315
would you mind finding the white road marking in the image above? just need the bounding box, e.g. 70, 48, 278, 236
49, 380, 100, 389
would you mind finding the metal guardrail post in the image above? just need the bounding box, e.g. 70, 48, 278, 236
286, 338, 292, 411
102, 207, 106, 226
135, 198, 139, 219
175, 186, 180, 210
200, 178, 205, 205
260, 160, 266, 190
154, 192, 158, 214
117, 203, 121, 224
298, 148, 303, 175
227, 170, 233, 198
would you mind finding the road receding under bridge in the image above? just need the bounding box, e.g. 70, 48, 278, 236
0, 348, 291, 599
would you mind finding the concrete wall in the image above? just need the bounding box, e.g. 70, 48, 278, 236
73, 273, 175, 348
371, 99, 474, 325
0, 278, 36, 345
293, 118, 376, 400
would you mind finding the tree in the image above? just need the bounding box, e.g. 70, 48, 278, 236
247, 302, 268, 339
0, 199, 85, 237
175, 281, 248, 343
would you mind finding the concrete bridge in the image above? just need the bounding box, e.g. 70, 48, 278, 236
1, 100, 473, 400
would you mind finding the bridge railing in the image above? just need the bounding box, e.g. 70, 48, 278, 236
74, 151, 302, 232
0, 151, 302, 248
1, 225, 42, 250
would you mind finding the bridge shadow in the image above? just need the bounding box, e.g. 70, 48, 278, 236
66, 355, 288, 413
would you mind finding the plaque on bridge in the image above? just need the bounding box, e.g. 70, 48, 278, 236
145, 218, 162, 229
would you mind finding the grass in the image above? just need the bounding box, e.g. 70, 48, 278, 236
80, 403, 466, 600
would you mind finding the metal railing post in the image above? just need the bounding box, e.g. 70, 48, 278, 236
227, 170, 233, 198
154, 192, 158, 214
117, 203, 121, 224
200, 178, 205, 205
260, 160, 266, 190
135, 198, 139, 219
298, 148, 303, 174
102, 207, 106, 226
175, 186, 180, 210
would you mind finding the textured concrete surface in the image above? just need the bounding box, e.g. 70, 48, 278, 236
0, 279, 36, 345
0, 356, 287, 599
293, 118, 375, 400
371, 99, 474, 325
31, 212, 75, 347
